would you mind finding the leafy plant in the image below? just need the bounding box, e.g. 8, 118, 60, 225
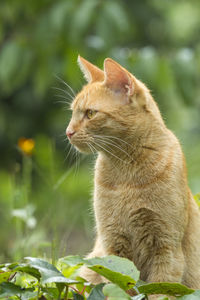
0, 255, 197, 300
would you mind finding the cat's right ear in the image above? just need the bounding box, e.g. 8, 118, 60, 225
103, 58, 135, 98
78, 55, 104, 83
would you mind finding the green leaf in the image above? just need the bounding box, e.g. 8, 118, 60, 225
75, 277, 92, 295
42, 287, 59, 299
103, 283, 131, 299
0, 265, 5, 269
62, 265, 81, 278
87, 283, 105, 300
9, 263, 41, 280
0, 282, 33, 298
138, 282, 194, 296
0, 271, 12, 284
4, 262, 18, 269
85, 256, 140, 290
21, 291, 38, 300
56, 282, 65, 298
25, 257, 78, 284
72, 291, 84, 300
60, 255, 85, 267
177, 290, 200, 299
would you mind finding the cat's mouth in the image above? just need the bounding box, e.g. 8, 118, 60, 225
69, 135, 95, 154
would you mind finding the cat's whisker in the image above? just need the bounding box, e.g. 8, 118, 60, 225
62, 137, 69, 143
59, 131, 67, 137
54, 74, 76, 97
84, 141, 94, 153
64, 143, 74, 164
71, 148, 78, 167
94, 136, 132, 159
53, 100, 72, 108
66, 136, 129, 162
54, 102, 71, 111
92, 140, 128, 164
87, 143, 95, 155
74, 149, 79, 177
94, 134, 134, 149
52, 87, 74, 101
94, 139, 128, 160
88, 142, 97, 155
54, 94, 73, 104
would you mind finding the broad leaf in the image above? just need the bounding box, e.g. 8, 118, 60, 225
138, 282, 194, 296
62, 265, 81, 278
60, 255, 139, 290
87, 283, 105, 300
177, 290, 200, 299
0, 265, 5, 269
0, 282, 33, 298
60, 255, 85, 267
4, 262, 18, 269
72, 291, 84, 300
85, 256, 140, 290
21, 291, 38, 300
10, 263, 41, 280
103, 283, 131, 299
42, 287, 59, 298
0, 271, 12, 284
25, 257, 78, 284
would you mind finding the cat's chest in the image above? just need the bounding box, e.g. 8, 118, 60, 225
93, 156, 147, 231
93, 174, 140, 229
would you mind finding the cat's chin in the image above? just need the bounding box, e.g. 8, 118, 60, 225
73, 144, 95, 154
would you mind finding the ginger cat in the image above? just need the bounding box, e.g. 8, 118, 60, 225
66, 56, 200, 293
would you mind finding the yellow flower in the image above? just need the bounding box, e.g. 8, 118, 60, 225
18, 138, 35, 156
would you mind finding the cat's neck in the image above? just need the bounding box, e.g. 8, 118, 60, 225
96, 123, 168, 165
95, 127, 178, 186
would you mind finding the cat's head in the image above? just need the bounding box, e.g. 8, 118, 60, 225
66, 56, 163, 156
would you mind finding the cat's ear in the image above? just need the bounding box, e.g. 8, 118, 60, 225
78, 55, 104, 83
103, 58, 134, 97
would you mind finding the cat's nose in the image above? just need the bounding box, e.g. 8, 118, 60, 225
66, 128, 75, 139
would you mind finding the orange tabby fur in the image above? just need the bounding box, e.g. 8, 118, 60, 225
66, 56, 200, 296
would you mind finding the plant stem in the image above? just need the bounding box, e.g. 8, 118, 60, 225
37, 283, 41, 300
64, 286, 69, 300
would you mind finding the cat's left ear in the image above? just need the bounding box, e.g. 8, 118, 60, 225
103, 58, 134, 97
78, 55, 104, 83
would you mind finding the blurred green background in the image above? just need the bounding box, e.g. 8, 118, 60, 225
0, 0, 200, 262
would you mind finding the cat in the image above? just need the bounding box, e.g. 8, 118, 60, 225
66, 55, 200, 297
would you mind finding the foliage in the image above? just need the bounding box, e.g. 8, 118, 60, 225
0, 255, 197, 300
0, 0, 200, 278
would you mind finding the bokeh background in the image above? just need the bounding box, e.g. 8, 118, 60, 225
0, 0, 200, 262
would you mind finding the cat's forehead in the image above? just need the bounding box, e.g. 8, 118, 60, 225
71, 83, 114, 112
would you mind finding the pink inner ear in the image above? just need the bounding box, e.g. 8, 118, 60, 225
104, 58, 134, 96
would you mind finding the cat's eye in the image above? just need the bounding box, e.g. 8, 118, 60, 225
86, 109, 97, 119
